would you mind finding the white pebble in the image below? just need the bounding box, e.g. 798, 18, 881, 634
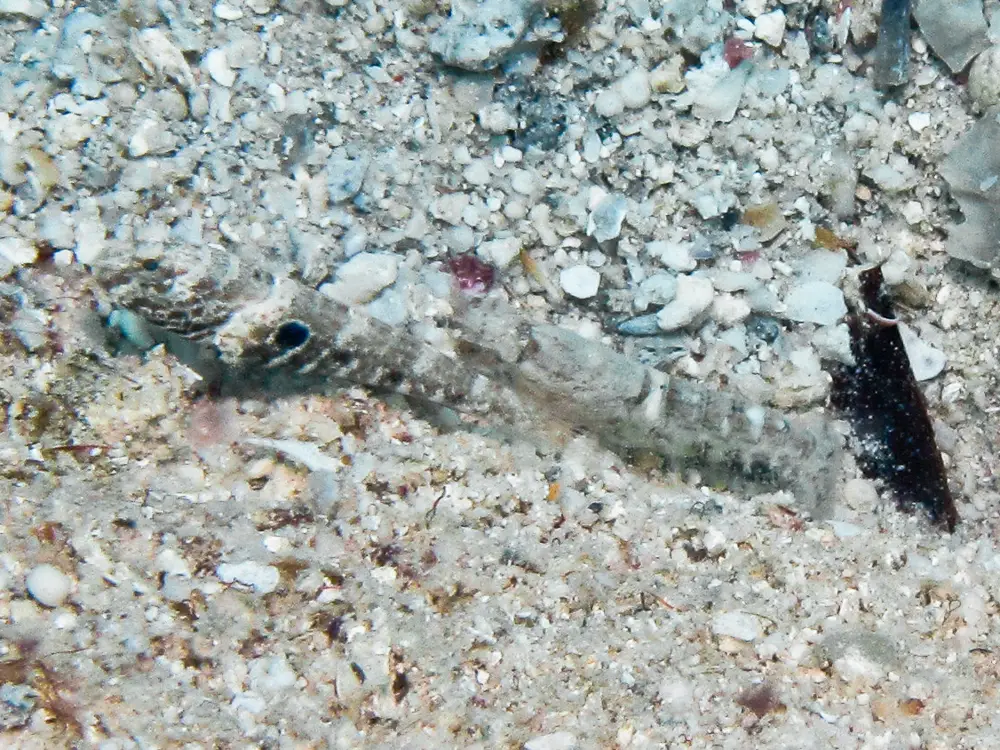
0, 236, 37, 266
754, 10, 786, 47
249, 655, 298, 692
463, 159, 491, 186
908, 111, 931, 132
619, 67, 652, 109
783, 281, 847, 325
594, 88, 625, 117
901, 200, 924, 224
319, 252, 399, 305
216, 561, 280, 594
657, 274, 714, 331
560, 265, 601, 299
524, 732, 578, 750
213, 2, 244, 19
712, 610, 763, 642
500, 146, 523, 162
509, 168, 536, 195
646, 239, 696, 271
968, 44, 1000, 109
586, 192, 628, 242
477, 236, 521, 267
204, 48, 237, 87
25, 564, 72, 608
711, 293, 752, 326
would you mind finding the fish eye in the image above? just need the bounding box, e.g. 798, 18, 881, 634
274, 321, 310, 349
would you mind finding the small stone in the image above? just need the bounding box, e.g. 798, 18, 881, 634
213, 2, 244, 19
216, 561, 280, 595
842, 477, 880, 512
754, 10, 786, 47
204, 48, 237, 87
898, 323, 947, 380
249, 655, 298, 692
712, 610, 763, 642
691, 61, 751, 123
560, 265, 601, 299
783, 281, 847, 325
650, 55, 686, 93
969, 45, 1000, 109
319, 252, 399, 305
712, 293, 752, 326
635, 272, 678, 309
463, 159, 492, 186
881, 249, 912, 285
477, 103, 518, 134
646, 239, 696, 271
657, 274, 714, 331
327, 154, 369, 204
37, 209, 76, 250
586, 192, 628, 242
594, 88, 625, 118
477, 236, 521, 267
901, 200, 924, 224
619, 67, 652, 109
794, 249, 847, 284
25, 564, 72, 608
448, 253, 496, 293
429, 0, 538, 72
616, 313, 662, 336
131, 28, 196, 91
509, 168, 535, 195
524, 732, 578, 750
0, 236, 37, 266
907, 111, 931, 132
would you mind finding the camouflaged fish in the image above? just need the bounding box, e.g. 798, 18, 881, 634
92, 243, 844, 515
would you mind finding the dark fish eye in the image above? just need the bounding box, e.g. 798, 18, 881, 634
274, 321, 310, 349
141, 259, 160, 271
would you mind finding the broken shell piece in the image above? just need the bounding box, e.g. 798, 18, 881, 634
898, 323, 946, 381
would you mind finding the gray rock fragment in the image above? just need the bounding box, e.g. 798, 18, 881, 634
968, 44, 1000, 110
871, 0, 911, 88
616, 313, 662, 337
429, 0, 543, 72
326, 152, 369, 204
913, 0, 989, 73
587, 193, 628, 242
939, 108, 1000, 268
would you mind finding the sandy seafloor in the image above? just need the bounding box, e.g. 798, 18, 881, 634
6, 0, 1000, 747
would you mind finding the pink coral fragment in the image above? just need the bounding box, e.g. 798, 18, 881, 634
723, 37, 754, 69
447, 254, 496, 295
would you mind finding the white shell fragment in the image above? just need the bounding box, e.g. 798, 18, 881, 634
587, 192, 628, 242
657, 274, 714, 331
712, 611, 763, 642
898, 323, 947, 380
783, 281, 847, 325
559, 265, 600, 299
216, 561, 280, 594
25, 564, 73, 608
319, 252, 399, 305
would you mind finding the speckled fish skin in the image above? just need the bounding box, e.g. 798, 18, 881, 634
92, 246, 843, 514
